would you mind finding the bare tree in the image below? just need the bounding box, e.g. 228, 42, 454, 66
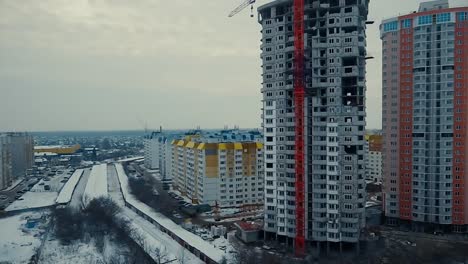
178, 248, 188, 264
152, 246, 169, 264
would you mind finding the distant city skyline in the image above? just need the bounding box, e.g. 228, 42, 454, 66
1, 0, 467, 132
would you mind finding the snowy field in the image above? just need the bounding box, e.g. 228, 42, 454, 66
56, 169, 84, 204
0, 212, 45, 263
38, 239, 104, 264
118, 212, 192, 264
115, 163, 224, 263
6, 191, 58, 211
82, 164, 108, 208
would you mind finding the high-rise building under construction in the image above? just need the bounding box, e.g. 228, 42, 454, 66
258, 0, 369, 250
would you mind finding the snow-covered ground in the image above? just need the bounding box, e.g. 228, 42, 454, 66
119, 210, 193, 264
56, 169, 84, 204
6, 191, 58, 211
0, 212, 46, 263
38, 239, 105, 264
118, 156, 144, 163
108, 164, 190, 263
3, 178, 23, 191
114, 163, 225, 263
82, 164, 108, 208
30, 169, 72, 193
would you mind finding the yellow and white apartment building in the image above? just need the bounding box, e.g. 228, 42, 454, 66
172, 137, 264, 208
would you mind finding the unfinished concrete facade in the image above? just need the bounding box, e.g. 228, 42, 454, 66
259, 0, 369, 249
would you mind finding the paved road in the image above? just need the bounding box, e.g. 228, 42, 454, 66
69, 168, 91, 210
0, 178, 40, 209
107, 164, 125, 206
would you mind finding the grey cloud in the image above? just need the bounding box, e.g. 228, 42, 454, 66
1, 0, 467, 131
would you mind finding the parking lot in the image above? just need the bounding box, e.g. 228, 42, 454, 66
31, 168, 73, 192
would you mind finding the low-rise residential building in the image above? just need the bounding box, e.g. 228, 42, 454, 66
171, 130, 264, 207
365, 134, 383, 183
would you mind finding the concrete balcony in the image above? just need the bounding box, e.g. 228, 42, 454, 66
341, 47, 360, 57
313, 207, 327, 213
341, 217, 359, 224
312, 226, 327, 232
341, 235, 359, 243
343, 66, 359, 76
341, 18, 364, 28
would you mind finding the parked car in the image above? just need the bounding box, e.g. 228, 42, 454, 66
173, 213, 183, 219
0, 195, 7, 200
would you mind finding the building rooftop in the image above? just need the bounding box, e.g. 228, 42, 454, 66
147, 129, 263, 144
235, 221, 263, 232
418, 0, 449, 12
381, 0, 467, 25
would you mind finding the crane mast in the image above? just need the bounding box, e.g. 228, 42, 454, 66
293, 0, 306, 257
229, 0, 307, 257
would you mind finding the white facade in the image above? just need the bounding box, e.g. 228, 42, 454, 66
366, 150, 382, 183
172, 133, 264, 208
143, 132, 161, 170
160, 138, 173, 181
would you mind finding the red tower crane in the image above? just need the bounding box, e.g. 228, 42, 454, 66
228, 0, 256, 17
293, 0, 306, 257
229, 0, 306, 257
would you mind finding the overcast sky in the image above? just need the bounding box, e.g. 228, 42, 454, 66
0, 0, 467, 132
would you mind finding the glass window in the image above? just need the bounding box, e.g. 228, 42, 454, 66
436, 13, 451, 23
418, 15, 432, 25
457, 12, 467, 21
401, 19, 412, 28
383, 21, 398, 32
